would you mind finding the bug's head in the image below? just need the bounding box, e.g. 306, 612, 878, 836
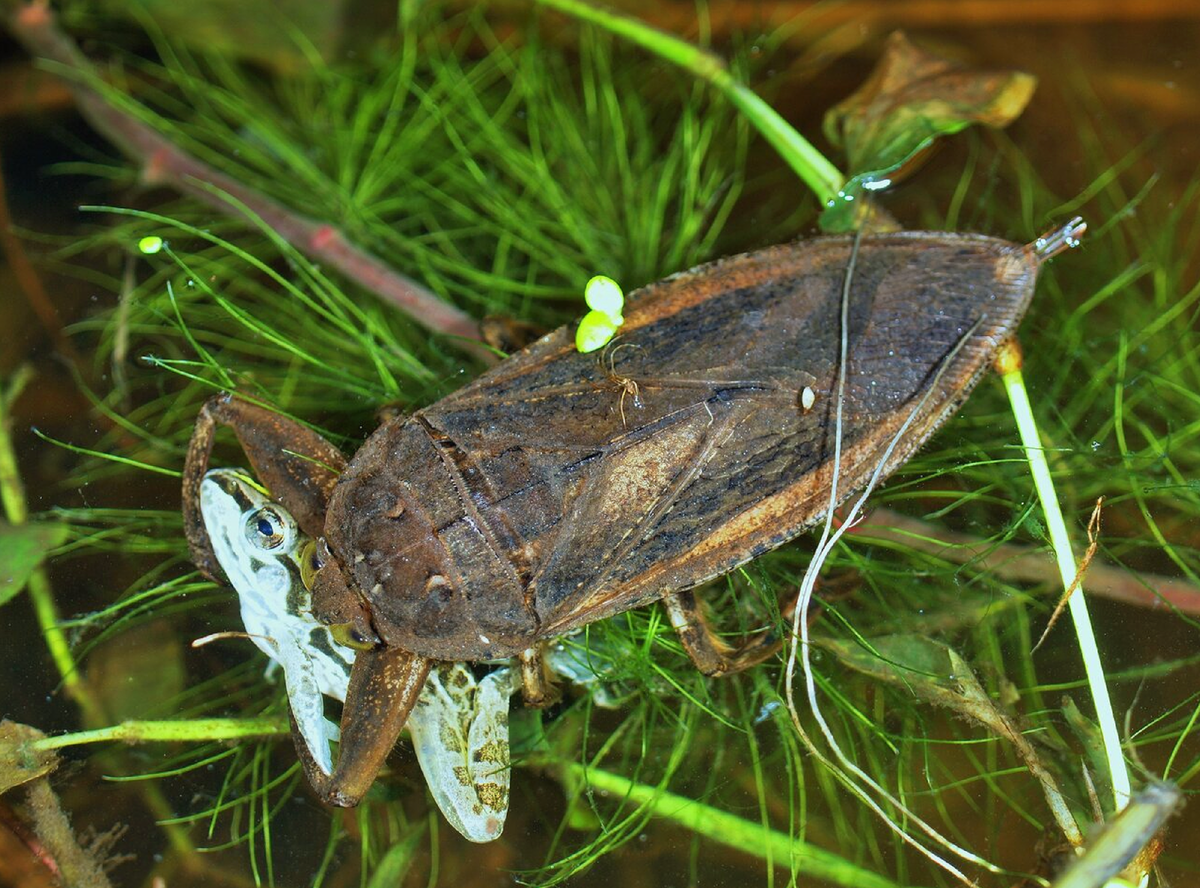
308, 538, 382, 651
309, 537, 379, 648
316, 473, 475, 657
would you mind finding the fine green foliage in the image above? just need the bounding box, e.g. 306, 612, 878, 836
20, 4, 1198, 888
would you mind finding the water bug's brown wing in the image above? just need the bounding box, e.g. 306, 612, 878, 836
420, 233, 1040, 636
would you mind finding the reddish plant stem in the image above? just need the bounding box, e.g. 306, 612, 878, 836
4, 1, 483, 346
854, 507, 1200, 616
0, 796, 61, 883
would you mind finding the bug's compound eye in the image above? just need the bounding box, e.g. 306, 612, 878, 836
330, 622, 380, 651
298, 540, 323, 591
245, 506, 289, 551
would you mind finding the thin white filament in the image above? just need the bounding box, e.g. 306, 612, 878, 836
783, 230, 998, 883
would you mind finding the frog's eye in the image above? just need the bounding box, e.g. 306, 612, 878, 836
330, 622, 380, 651
245, 507, 289, 551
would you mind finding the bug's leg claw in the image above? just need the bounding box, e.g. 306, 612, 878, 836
182, 394, 348, 582
664, 589, 782, 677
518, 645, 560, 708
321, 647, 433, 808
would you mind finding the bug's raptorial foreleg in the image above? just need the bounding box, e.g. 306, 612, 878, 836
518, 645, 561, 708
182, 393, 347, 582
310, 647, 433, 807
663, 589, 782, 677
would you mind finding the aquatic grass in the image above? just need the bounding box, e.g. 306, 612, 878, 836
69, 4, 752, 316
25, 8, 773, 880
529, 0, 843, 207
10, 4, 1199, 887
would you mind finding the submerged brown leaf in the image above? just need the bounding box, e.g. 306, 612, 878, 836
825, 31, 1037, 174
86, 621, 185, 725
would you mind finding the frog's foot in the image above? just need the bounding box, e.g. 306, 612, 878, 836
480, 314, 547, 353
544, 637, 626, 709
409, 665, 518, 842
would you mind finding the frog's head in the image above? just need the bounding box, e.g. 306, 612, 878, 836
199, 469, 309, 616
202, 468, 381, 652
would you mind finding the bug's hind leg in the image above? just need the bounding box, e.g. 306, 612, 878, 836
664, 589, 786, 677
518, 645, 561, 708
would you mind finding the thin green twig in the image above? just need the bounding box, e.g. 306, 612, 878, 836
31, 717, 290, 751
995, 340, 1131, 811
0, 373, 107, 727
544, 757, 905, 888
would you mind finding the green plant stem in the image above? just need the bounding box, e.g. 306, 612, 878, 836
0, 376, 107, 728
996, 341, 1131, 811
2, 373, 204, 861
546, 758, 904, 888
532, 0, 845, 205
24, 572, 107, 727
31, 717, 289, 751
0, 369, 31, 522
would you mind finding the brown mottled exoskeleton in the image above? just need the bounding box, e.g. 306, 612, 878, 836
182, 225, 1081, 806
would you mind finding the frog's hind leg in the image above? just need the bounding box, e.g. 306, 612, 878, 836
664, 588, 787, 676
183, 393, 348, 582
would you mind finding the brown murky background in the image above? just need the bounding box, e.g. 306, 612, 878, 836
2, 1, 1198, 886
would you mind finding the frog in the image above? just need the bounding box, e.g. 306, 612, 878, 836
199, 467, 515, 842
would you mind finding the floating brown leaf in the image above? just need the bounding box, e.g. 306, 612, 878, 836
821, 32, 1036, 230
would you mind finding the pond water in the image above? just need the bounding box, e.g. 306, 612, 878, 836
1, 2, 1197, 887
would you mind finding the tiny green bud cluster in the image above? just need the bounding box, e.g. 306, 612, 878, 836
576, 275, 625, 353
138, 235, 165, 254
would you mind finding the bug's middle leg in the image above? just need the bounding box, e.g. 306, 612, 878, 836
664, 589, 784, 677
